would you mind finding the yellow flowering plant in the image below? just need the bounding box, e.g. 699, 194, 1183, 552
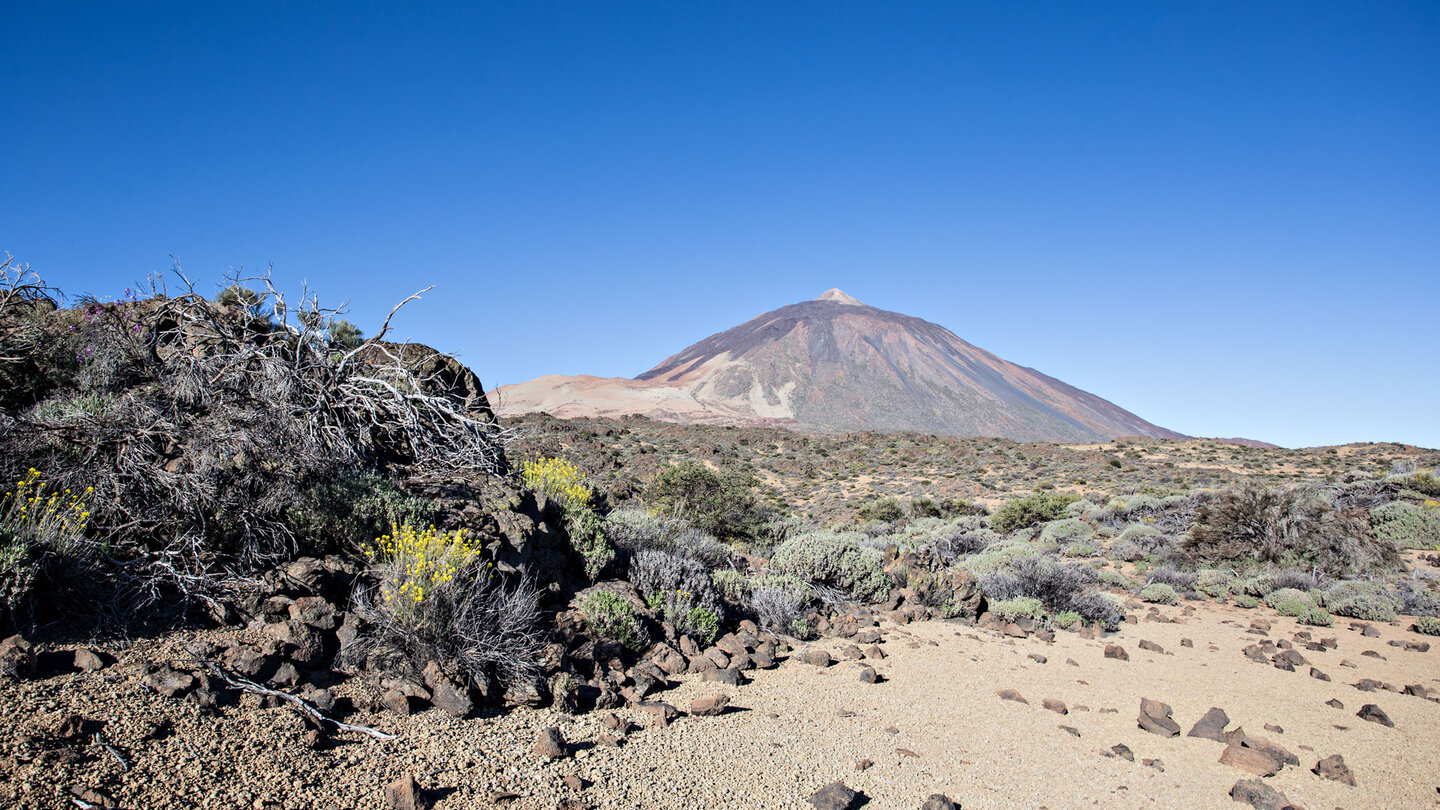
520, 456, 591, 509
520, 456, 615, 580
1, 468, 93, 613
366, 523, 484, 627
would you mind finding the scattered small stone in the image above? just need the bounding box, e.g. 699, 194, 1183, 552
1313, 753, 1356, 786
1187, 706, 1230, 742
1060, 725, 1080, 737
67, 786, 116, 809
1104, 645, 1129, 661
799, 648, 833, 667
1138, 640, 1164, 653
896, 748, 919, 758
1142, 758, 1165, 772
920, 794, 957, 810
1310, 667, 1330, 681
996, 688, 1028, 704
639, 701, 680, 728
1228, 778, 1290, 810
690, 694, 730, 717
854, 759, 873, 771
1137, 698, 1180, 737
1360, 624, 1380, 638
144, 666, 197, 699
385, 773, 432, 810
533, 727, 567, 760
1325, 698, 1344, 709
808, 780, 861, 810
1262, 723, 1283, 734
1240, 733, 1297, 766
72, 648, 109, 673
702, 667, 745, 686
1066, 658, 1079, 666
1180, 638, 1193, 648
1110, 743, 1134, 762
1219, 744, 1281, 777
857, 666, 879, 684
0, 634, 36, 680
1356, 704, 1393, 727
1028, 653, 1047, 664
381, 690, 411, 716
884, 725, 900, 734
1042, 698, 1068, 715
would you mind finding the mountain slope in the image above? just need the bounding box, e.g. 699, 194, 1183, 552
495, 290, 1186, 442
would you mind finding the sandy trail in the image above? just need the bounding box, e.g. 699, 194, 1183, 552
4, 601, 1437, 809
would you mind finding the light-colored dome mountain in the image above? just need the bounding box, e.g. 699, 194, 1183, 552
494, 291, 1185, 441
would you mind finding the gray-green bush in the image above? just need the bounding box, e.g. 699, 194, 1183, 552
769, 530, 888, 603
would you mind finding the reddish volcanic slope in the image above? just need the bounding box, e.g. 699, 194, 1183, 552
494, 290, 1186, 442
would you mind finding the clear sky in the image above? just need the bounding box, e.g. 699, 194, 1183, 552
4, 2, 1437, 449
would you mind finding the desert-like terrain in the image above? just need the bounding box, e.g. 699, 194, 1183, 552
5, 570, 1438, 809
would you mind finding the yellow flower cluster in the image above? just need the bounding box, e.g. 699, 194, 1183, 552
521, 456, 591, 509
367, 524, 481, 607
1, 469, 92, 551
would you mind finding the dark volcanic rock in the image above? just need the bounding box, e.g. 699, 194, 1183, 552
1356, 704, 1393, 727
1312, 753, 1356, 786
808, 780, 861, 810
1228, 779, 1289, 810
1187, 706, 1230, 742
1137, 698, 1180, 737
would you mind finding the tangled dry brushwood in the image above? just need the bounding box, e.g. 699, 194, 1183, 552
0, 259, 513, 615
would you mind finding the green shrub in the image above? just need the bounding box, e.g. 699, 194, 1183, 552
1116, 523, 1162, 547
579, 590, 649, 651
1370, 501, 1440, 549
1263, 588, 1316, 612
1234, 594, 1260, 609
938, 497, 989, 518
991, 492, 1082, 534
1413, 616, 1440, 636
1062, 542, 1099, 558
1139, 583, 1178, 604
960, 538, 1042, 577
1298, 607, 1333, 626
1386, 470, 1440, 498
568, 508, 616, 581
859, 497, 906, 523
990, 596, 1046, 623
1239, 574, 1280, 598
1039, 518, 1094, 543
1099, 570, 1133, 589
1321, 579, 1391, 608
790, 616, 817, 640
1273, 598, 1312, 617
1064, 499, 1096, 518
1195, 569, 1236, 599
711, 569, 749, 603
770, 530, 889, 603
1051, 610, 1082, 630
286, 472, 437, 555
648, 460, 764, 541
681, 606, 720, 646
1329, 592, 1399, 622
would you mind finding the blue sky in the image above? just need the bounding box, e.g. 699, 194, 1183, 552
4, 2, 1437, 448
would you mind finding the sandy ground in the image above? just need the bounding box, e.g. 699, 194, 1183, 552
4, 600, 1438, 810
